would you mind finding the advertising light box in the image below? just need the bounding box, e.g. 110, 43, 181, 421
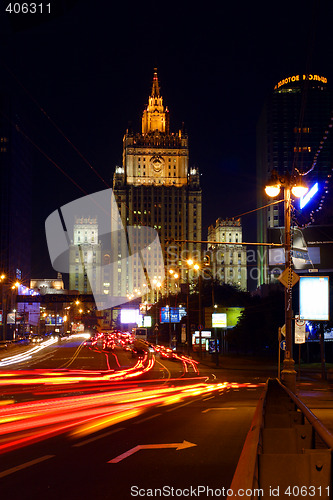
299, 276, 329, 321
160, 307, 186, 323
120, 309, 140, 324
212, 313, 227, 328
143, 315, 152, 327
45, 316, 64, 325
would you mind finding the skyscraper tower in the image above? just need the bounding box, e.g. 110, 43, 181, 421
256, 73, 333, 285
113, 69, 202, 300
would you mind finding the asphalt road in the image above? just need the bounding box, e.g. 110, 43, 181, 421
0, 382, 263, 500
0, 337, 136, 371
0, 337, 197, 378
0, 336, 266, 499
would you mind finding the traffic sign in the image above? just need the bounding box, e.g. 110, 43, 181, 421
278, 268, 299, 288
280, 340, 286, 351
294, 318, 306, 344
295, 315, 305, 327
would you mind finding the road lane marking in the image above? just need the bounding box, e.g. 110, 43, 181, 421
166, 400, 195, 412
133, 413, 162, 425
202, 407, 237, 413
73, 427, 125, 447
59, 341, 86, 368
109, 440, 197, 463
155, 359, 171, 380
0, 455, 55, 478
202, 396, 215, 401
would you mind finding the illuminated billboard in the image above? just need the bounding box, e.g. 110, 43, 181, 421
299, 276, 329, 321
143, 316, 152, 327
45, 316, 64, 325
160, 307, 186, 323
212, 313, 227, 328
120, 309, 140, 324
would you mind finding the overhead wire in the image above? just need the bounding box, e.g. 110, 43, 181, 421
3, 63, 111, 190
1, 62, 145, 227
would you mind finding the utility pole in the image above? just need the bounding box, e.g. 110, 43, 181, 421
281, 185, 296, 393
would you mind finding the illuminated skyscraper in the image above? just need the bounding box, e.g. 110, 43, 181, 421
207, 218, 247, 290
69, 217, 101, 293
256, 73, 333, 285
113, 70, 202, 300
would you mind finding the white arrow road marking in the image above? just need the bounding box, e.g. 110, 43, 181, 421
108, 440, 197, 463
202, 407, 237, 413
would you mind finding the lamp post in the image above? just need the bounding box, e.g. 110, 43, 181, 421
186, 260, 203, 358
168, 270, 179, 348
0, 274, 6, 340
152, 279, 162, 344
265, 171, 308, 392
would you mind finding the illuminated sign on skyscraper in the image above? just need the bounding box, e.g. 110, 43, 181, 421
300, 182, 319, 209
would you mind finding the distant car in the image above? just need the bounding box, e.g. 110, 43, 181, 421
131, 347, 145, 359
30, 335, 43, 343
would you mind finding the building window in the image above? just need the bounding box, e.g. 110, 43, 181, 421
293, 146, 311, 153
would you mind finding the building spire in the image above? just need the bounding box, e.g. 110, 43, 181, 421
151, 68, 160, 97
142, 68, 169, 134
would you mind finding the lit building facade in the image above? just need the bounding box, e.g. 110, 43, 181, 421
207, 218, 247, 290
30, 275, 65, 294
113, 70, 202, 300
256, 73, 333, 285
69, 217, 102, 293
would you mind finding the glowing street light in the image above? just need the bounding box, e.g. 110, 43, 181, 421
265, 170, 308, 392
186, 259, 203, 359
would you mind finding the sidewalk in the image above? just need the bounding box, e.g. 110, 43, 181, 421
192, 352, 333, 380
192, 351, 333, 434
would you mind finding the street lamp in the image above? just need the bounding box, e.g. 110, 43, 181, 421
152, 279, 162, 343
186, 259, 203, 359
168, 269, 180, 348
0, 275, 5, 340
265, 171, 308, 392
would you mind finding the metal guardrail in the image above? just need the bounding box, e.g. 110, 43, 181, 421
228, 378, 333, 499
279, 379, 333, 451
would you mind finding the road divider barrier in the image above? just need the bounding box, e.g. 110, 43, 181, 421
228, 378, 332, 499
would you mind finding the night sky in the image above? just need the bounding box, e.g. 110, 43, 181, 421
1, 0, 333, 280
